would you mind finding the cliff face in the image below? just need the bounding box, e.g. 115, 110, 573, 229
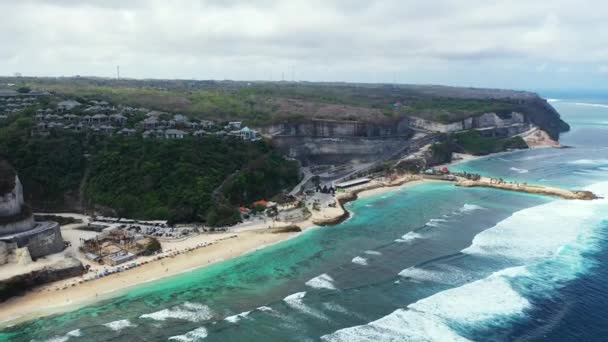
262, 117, 411, 138
513, 97, 570, 140
266, 118, 413, 165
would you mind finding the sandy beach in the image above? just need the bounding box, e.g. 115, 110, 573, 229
0, 167, 455, 327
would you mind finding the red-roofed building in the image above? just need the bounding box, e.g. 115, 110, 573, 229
252, 200, 269, 208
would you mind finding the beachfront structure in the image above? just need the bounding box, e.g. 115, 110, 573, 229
0, 160, 65, 263
335, 178, 371, 189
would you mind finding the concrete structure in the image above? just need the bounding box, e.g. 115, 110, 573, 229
335, 178, 371, 189
0, 160, 65, 262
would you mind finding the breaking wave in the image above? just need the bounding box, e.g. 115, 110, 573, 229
351, 256, 368, 266
103, 319, 136, 331
459, 204, 485, 213
396, 231, 423, 243
284, 292, 327, 320
364, 250, 382, 256
426, 218, 448, 227
324, 182, 608, 341
140, 302, 213, 322
225, 311, 251, 323
168, 327, 208, 341
306, 273, 336, 290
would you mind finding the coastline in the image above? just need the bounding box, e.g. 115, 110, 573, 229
0, 177, 434, 328
1, 147, 559, 327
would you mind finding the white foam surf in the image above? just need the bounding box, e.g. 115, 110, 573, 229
325, 182, 608, 341
351, 256, 368, 266
568, 159, 608, 165
323, 267, 529, 341
396, 231, 423, 243
283, 291, 327, 320
463, 182, 608, 262
305, 273, 336, 290
364, 250, 382, 256
44, 337, 70, 342
103, 319, 136, 331
66, 330, 81, 337
459, 204, 485, 213
426, 218, 448, 227
43, 329, 83, 342
510, 167, 529, 174
140, 302, 213, 322
256, 306, 274, 312
225, 311, 251, 323
168, 327, 209, 341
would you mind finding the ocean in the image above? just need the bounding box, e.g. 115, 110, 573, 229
2, 93, 608, 341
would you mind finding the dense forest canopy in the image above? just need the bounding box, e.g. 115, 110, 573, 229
0, 111, 299, 226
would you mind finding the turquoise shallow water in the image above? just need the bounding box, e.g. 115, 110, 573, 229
3, 97, 608, 341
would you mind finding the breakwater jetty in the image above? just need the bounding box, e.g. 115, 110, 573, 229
455, 178, 599, 200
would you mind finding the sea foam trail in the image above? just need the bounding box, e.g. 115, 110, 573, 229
426, 218, 448, 227
43, 329, 83, 342
103, 319, 136, 331
463, 182, 608, 262
567, 159, 608, 165
325, 182, 608, 341
284, 292, 327, 320
459, 204, 485, 213
305, 274, 336, 290
225, 311, 251, 323
140, 302, 213, 322
510, 167, 529, 174
396, 231, 423, 243
351, 256, 368, 266
399, 265, 468, 285
168, 327, 209, 341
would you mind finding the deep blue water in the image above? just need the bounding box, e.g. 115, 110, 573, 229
1, 93, 608, 341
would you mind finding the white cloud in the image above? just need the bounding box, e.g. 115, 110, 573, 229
0, 0, 607, 88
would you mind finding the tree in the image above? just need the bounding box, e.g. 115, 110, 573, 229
17, 87, 31, 94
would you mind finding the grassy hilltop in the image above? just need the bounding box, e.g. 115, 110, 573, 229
2, 77, 569, 138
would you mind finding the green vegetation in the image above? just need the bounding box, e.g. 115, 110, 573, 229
0, 115, 87, 208
453, 131, 528, 155
429, 131, 528, 165
402, 98, 514, 123
141, 238, 162, 256
0, 109, 299, 226
3, 77, 569, 137
85, 137, 298, 225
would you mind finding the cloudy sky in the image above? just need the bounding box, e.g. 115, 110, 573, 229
1, 0, 607, 89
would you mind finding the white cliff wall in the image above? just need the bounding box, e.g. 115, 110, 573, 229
0, 176, 24, 217
410, 112, 526, 133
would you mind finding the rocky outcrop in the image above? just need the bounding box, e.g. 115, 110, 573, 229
513, 97, 570, 140
272, 136, 413, 165
0, 258, 85, 302
262, 117, 411, 138
455, 180, 599, 200
0, 159, 66, 261
266, 118, 415, 165
410, 112, 526, 133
